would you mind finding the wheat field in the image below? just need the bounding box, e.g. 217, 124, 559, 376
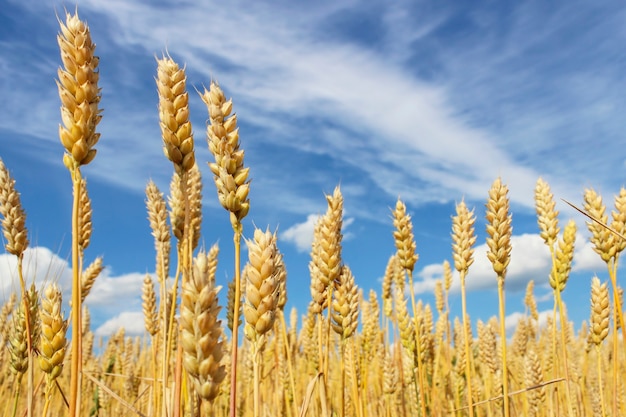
0, 10, 625, 417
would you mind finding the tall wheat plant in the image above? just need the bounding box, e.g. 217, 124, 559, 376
56, 11, 102, 417
201, 81, 250, 417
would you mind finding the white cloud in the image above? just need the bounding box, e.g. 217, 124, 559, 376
414, 231, 606, 295
84, 270, 146, 307
572, 235, 607, 273
280, 214, 321, 253
94, 311, 145, 337
0, 246, 150, 337
0, 246, 71, 299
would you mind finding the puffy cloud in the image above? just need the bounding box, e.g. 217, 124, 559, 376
0, 246, 71, 298
94, 311, 145, 337
0, 246, 148, 336
280, 214, 321, 253
414, 231, 606, 295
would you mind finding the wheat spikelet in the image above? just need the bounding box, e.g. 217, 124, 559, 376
311, 186, 344, 289
196, 243, 219, 287
25, 284, 40, 349
188, 163, 203, 250
511, 318, 530, 358
392, 199, 418, 272
288, 306, 298, 350
81, 256, 103, 303
39, 284, 68, 384
0, 159, 29, 256
0, 293, 17, 343
302, 303, 319, 369
242, 229, 281, 417
395, 287, 415, 357
453, 317, 466, 375
590, 276, 610, 346
142, 275, 159, 337
225, 277, 241, 332
524, 347, 544, 417
611, 187, 626, 254
201, 81, 250, 228
243, 228, 280, 345
9, 302, 29, 376
486, 178, 512, 278
56, 11, 102, 169
275, 248, 288, 311
9, 285, 39, 375
309, 242, 327, 315
77, 177, 92, 251
156, 55, 195, 174
452, 199, 476, 274
168, 171, 185, 241
383, 351, 397, 396
525, 280, 539, 321
146, 180, 171, 282
535, 178, 559, 247
81, 305, 90, 336
381, 255, 395, 317
362, 289, 380, 363
331, 265, 359, 340
434, 280, 444, 314
180, 253, 226, 402
549, 220, 576, 292
584, 188, 616, 262
443, 259, 452, 293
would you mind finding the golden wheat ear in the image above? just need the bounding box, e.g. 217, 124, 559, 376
57, 11, 102, 169
156, 55, 195, 174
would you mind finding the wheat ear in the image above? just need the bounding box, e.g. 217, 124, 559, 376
181, 249, 226, 403
331, 265, 360, 417
243, 228, 279, 417
39, 284, 68, 417
535, 178, 560, 247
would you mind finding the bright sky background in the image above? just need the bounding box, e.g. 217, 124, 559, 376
0, 0, 624, 339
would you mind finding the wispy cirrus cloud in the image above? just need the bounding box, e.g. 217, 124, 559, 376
4, 0, 621, 223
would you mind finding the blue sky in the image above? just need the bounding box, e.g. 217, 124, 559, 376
0, 0, 624, 338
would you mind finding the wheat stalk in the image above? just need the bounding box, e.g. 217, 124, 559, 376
201, 81, 250, 417
392, 198, 427, 417
56, 11, 103, 416
485, 177, 512, 417
452, 199, 477, 417
590, 276, 609, 417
